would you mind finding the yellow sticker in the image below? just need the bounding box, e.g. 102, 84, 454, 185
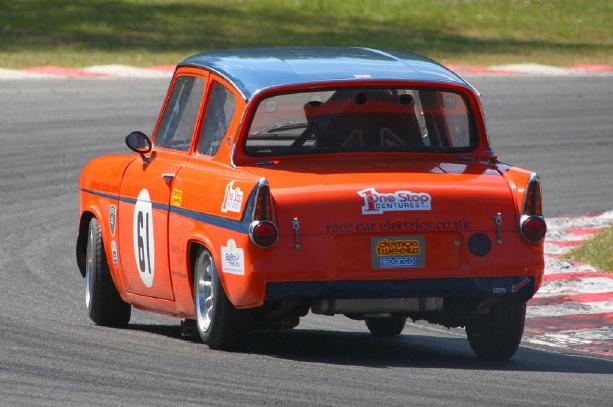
171, 188, 183, 207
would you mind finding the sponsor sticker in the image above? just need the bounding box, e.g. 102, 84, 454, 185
109, 204, 117, 236
171, 188, 183, 207
371, 236, 425, 269
511, 278, 530, 293
221, 181, 244, 213
358, 188, 432, 215
133, 189, 155, 288
110, 240, 119, 265
221, 239, 245, 275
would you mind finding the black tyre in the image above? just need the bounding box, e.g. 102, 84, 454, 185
365, 316, 407, 337
193, 248, 252, 349
85, 217, 131, 326
466, 300, 526, 360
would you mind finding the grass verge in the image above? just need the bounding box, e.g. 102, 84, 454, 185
565, 227, 613, 273
1, 0, 612, 68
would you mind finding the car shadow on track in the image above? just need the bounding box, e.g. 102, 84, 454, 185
126, 323, 613, 374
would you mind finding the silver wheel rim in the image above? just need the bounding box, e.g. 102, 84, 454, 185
195, 252, 214, 332
85, 227, 94, 309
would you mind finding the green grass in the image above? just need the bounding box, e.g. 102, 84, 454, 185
565, 227, 613, 273
1, 0, 612, 68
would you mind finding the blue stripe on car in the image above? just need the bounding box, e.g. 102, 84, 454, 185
81, 188, 249, 234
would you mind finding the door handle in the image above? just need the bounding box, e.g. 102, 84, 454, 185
161, 173, 175, 182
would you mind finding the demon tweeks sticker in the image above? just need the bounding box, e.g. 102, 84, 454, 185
358, 188, 432, 215
221, 181, 244, 213
109, 204, 117, 236
221, 239, 245, 275
133, 189, 155, 288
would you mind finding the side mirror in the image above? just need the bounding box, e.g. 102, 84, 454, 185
125, 131, 152, 156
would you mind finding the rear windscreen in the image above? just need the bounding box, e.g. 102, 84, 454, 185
245, 87, 475, 156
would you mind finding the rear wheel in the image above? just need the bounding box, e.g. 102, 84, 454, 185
193, 248, 252, 349
85, 217, 131, 326
465, 300, 526, 360
365, 316, 407, 337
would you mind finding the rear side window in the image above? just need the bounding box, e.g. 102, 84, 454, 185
197, 82, 237, 156
155, 76, 205, 151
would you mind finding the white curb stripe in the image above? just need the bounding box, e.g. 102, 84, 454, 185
527, 326, 613, 346
527, 300, 613, 318
0, 68, 58, 79
538, 277, 613, 295
490, 64, 574, 75
82, 65, 172, 78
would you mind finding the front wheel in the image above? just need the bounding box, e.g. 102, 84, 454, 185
85, 217, 131, 326
193, 249, 252, 349
465, 300, 526, 360
365, 316, 407, 337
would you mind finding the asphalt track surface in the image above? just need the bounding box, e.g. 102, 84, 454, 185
0, 77, 612, 406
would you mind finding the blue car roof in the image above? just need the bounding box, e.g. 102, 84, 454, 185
179, 47, 470, 100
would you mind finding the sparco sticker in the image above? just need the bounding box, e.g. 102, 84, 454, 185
221, 239, 245, 275
133, 189, 155, 288
358, 188, 431, 215
221, 181, 244, 213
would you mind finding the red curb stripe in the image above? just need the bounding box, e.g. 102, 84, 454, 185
526, 312, 613, 332
570, 64, 613, 73
566, 226, 606, 235
568, 341, 612, 357
529, 291, 613, 306
547, 240, 585, 247
144, 65, 176, 72
24, 66, 108, 77
524, 327, 545, 335
543, 272, 613, 283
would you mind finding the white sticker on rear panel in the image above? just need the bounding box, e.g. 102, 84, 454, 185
221, 239, 244, 275
221, 181, 244, 213
133, 189, 155, 287
358, 188, 432, 215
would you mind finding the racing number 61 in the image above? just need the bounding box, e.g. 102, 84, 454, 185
136, 210, 152, 275
133, 189, 155, 287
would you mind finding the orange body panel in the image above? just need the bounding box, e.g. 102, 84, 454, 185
78, 66, 545, 319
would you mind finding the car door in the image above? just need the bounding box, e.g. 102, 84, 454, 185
118, 72, 208, 300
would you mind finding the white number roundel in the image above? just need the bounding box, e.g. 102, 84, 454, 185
133, 189, 155, 288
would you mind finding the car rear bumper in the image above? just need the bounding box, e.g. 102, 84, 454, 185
265, 276, 535, 303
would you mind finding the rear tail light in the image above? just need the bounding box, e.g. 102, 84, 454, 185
520, 175, 546, 242
249, 220, 279, 248
248, 181, 278, 248
520, 216, 547, 242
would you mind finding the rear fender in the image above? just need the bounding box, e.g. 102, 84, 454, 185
497, 165, 537, 221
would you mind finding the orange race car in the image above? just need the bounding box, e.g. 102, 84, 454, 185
76, 47, 546, 360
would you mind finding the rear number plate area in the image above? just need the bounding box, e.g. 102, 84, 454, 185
371, 236, 425, 269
